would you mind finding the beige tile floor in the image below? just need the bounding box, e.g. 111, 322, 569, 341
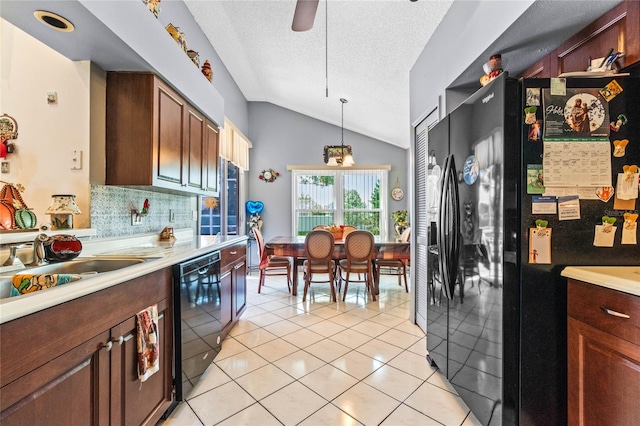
162, 271, 481, 426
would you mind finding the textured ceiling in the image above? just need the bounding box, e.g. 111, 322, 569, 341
184, 0, 454, 149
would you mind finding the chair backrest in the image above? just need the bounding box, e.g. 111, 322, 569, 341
400, 227, 411, 242
342, 225, 357, 238
252, 227, 267, 262
312, 225, 327, 230
304, 230, 335, 262
344, 230, 375, 262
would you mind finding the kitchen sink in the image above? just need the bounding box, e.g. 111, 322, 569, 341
0, 257, 148, 299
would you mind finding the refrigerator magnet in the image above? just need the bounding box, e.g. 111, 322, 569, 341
600, 80, 623, 102
610, 114, 628, 132
529, 220, 551, 264
527, 165, 545, 194
615, 165, 639, 200
612, 139, 629, 157
594, 216, 617, 247
524, 106, 538, 124
528, 120, 542, 141
526, 88, 541, 106
532, 196, 557, 214
462, 155, 479, 185
595, 186, 615, 202
558, 195, 581, 220
622, 213, 638, 245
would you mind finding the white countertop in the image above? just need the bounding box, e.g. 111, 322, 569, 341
0, 231, 247, 324
561, 266, 640, 297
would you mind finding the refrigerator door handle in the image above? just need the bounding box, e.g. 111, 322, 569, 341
437, 156, 451, 297
448, 158, 461, 300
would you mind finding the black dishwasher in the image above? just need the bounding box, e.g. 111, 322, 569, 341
172, 250, 222, 403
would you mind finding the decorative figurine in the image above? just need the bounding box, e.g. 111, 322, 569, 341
142, 0, 161, 18
187, 50, 200, 67
480, 54, 504, 86
201, 60, 213, 82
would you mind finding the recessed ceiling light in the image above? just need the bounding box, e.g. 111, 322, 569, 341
34, 10, 75, 32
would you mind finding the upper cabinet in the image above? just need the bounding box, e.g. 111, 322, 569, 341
106, 72, 219, 195
519, 0, 640, 78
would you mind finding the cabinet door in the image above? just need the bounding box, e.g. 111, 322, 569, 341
186, 108, 205, 190
111, 299, 173, 426
204, 120, 219, 193
0, 330, 111, 426
233, 259, 247, 319
220, 269, 234, 336
568, 317, 640, 426
156, 83, 185, 186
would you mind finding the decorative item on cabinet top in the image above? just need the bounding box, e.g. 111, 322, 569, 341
201, 60, 213, 82
165, 23, 187, 53
187, 50, 199, 68
142, 0, 161, 18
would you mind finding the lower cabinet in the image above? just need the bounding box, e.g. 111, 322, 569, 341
0, 268, 173, 426
567, 279, 640, 426
220, 242, 247, 337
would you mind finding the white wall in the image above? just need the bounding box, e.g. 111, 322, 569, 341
1, 19, 92, 229
410, 0, 534, 125
248, 102, 409, 240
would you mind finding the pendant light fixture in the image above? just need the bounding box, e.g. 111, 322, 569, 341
324, 98, 355, 167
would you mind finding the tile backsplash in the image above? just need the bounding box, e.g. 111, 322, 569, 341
90, 185, 196, 239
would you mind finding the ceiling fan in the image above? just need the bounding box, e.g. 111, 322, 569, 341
292, 0, 319, 31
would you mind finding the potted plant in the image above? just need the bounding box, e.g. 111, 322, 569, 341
391, 210, 409, 237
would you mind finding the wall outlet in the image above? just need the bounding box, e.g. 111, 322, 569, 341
169, 209, 175, 222
70, 149, 82, 170
131, 213, 142, 226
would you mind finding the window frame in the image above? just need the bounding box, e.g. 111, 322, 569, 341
291, 167, 389, 238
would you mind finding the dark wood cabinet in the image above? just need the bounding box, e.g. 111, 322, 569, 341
106, 72, 219, 195
519, 0, 640, 78
0, 268, 174, 426
220, 242, 247, 336
567, 279, 640, 426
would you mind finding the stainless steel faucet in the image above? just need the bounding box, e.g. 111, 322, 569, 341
2, 243, 30, 267
25, 234, 49, 267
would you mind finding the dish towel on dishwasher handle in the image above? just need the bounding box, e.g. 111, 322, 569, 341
136, 304, 160, 382
10, 274, 81, 297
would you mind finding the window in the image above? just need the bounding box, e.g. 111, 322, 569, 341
291, 168, 388, 237
200, 159, 240, 235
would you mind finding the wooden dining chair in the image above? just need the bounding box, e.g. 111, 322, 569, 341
253, 227, 292, 293
302, 229, 337, 302
375, 227, 410, 292
338, 230, 376, 301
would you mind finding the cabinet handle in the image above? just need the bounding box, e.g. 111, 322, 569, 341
102, 341, 113, 352
600, 306, 630, 319
111, 336, 124, 345
230, 251, 237, 255
234, 263, 244, 270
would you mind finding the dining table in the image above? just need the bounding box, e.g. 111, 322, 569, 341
265, 235, 411, 296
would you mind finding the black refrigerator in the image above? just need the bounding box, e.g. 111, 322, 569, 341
425, 72, 640, 425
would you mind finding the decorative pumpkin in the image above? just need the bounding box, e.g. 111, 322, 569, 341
15, 208, 37, 229
0, 183, 27, 230
0, 201, 16, 229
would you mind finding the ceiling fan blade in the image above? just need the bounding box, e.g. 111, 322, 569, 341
291, 0, 319, 32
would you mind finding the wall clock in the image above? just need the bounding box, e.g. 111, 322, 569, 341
391, 178, 404, 201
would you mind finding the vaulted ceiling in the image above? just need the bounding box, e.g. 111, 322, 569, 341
184, 0, 453, 149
